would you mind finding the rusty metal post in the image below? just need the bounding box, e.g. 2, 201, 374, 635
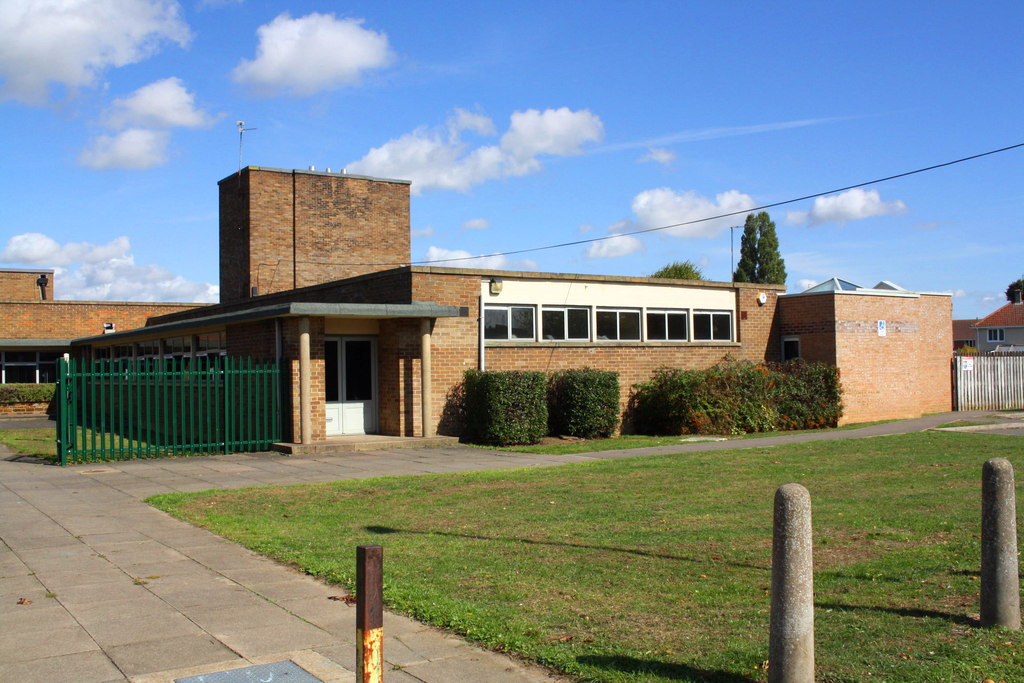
769, 483, 815, 683
981, 458, 1020, 629
357, 545, 384, 683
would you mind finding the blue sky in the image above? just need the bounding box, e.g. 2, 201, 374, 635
2, 1, 1021, 318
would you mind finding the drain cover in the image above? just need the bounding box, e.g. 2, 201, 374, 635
175, 660, 322, 683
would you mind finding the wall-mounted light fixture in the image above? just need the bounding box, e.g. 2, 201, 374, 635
489, 278, 503, 295
103, 322, 116, 334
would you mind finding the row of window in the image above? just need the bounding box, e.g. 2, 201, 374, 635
988, 329, 1005, 342
484, 305, 733, 342
95, 332, 227, 361
0, 351, 62, 384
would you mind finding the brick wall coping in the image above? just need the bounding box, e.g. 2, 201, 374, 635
409, 265, 787, 291
219, 166, 412, 187
71, 301, 462, 346
0, 267, 55, 274
780, 289, 952, 300
0, 299, 203, 307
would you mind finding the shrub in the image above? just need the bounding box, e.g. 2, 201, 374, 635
0, 383, 56, 405
548, 368, 620, 438
629, 359, 841, 435
462, 370, 547, 446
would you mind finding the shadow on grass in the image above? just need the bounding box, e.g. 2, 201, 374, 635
364, 525, 767, 571
817, 601, 979, 626
575, 654, 756, 682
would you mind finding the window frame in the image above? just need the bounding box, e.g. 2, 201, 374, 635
988, 328, 1005, 342
484, 304, 537, 341
692, 310, 733, 342
645, 309, 689, 341
782, 335, 801, 361
595, 308, 642, 341
540, 306, 591, 341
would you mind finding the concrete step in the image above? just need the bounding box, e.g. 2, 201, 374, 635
271, 435, 460, 455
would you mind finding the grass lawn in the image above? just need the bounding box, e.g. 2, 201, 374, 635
0, 428, 56, 462
148, 432, 1023, 682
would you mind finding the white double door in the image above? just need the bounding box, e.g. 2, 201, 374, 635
324, 336, 378, 436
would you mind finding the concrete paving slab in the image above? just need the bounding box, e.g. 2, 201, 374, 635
0, 623, 100, 663
211, 621, 336, 658
105, 634, 239, 677
0, 650, 127, 683
82, 612, 208, 648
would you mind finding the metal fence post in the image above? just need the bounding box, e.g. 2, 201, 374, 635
357, 544, 384, 683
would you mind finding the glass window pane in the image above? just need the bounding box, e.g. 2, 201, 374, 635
324, 340, 340, 402
694, 313, 711, 340
667, 313, 688, 340
510, 307, 534, 339
619, 312, 640, 340
5, 366, 35, 383
344, 340, 373, 401
542, 310, 565, 340
647, 313, 666, 340
712, 313, 731, 340
6, 351, 35, 363
567, 309, 589, 340
484, 308, 508, 340
783, 339, 800, 361
596, 311, 617, 339
38, 363, 57, 383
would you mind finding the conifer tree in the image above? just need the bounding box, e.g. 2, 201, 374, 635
733, 211, 786, 285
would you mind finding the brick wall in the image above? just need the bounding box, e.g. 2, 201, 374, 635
0, 301, 201, 340
778, 292, 952, 424
0, 270, 53, 302
219, 167, 411, 303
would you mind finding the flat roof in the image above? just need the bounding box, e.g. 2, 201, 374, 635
0, 339, 73, 347
0, 267, 55, 274
72, 301, 464, 346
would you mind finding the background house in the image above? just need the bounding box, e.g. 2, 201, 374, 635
971, 300, 1024, 353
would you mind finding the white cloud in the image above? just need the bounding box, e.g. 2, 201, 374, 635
348, 107, 604, 194
106, 77, 216, 129
421, 246, 537, 271
786, 188, 907, 226
78, 128, 170, 169
410, 226, 435, 238
232, 12, 394, 97
632, 188, 756, 238
0, 232, 217, 302
462, 218, 489, 230
585, 232, 644, 259
637, 147, 676, 165
0, 0, 190, 104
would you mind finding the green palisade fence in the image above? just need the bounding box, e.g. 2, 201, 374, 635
56, 356, 281, 466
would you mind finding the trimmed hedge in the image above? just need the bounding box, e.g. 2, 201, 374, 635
629, 359, 842, 435
0, 383, 56, 405
548, 368, 620, 438
463, 370, 548, 446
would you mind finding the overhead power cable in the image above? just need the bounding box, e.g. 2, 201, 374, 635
297, 141, 1024, 268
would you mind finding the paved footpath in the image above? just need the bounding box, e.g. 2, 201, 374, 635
0, 410, 1013, 682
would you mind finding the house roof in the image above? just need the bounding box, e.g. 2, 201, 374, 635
782, 277, 948, 299
952, 319, 979, 340
973, 302, 1024, 328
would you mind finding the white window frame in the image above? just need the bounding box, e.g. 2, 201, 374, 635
693, 310, 733, 342
596, 308, 642, 341
988, 328, 1005, 342
541, 306, 590, 341
484, 304, 536, 341
645, 309, 689, 341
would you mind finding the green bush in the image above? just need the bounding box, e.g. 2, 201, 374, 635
548, 368, 620, 438
0, 383, 56, 405
462, 370, 547, 446
629, 359, 842, 435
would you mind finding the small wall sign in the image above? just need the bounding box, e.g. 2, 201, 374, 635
961, 357, 974, 371
877, 320, 886, 337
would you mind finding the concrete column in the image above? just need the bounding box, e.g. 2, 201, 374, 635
981, 457, 1020, 629
298, 317, 312, 444
420, 318, 433, 438
769, 483, 814, 683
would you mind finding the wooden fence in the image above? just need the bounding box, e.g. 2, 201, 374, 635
952, 354, 1024, 410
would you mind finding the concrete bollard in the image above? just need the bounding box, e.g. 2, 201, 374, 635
769, 483, 815, 683
981, 458, 1020, 630
357, 545, 384, 683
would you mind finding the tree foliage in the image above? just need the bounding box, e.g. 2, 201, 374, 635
1005, 277, 1024, 303
733, 211, 786, 285
650, 260, 705, 280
